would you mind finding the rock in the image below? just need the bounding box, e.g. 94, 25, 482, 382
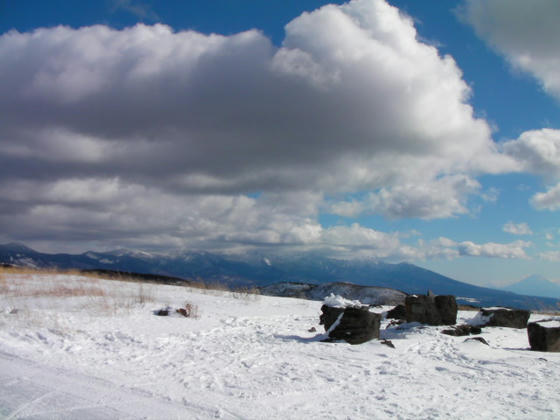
320, 304, 381, 345
405, 294, 457, 326
441, 324, 481, 336
386, 304, 406, 320
320, 305, 345, 330
176, 308, 189, 317
528, 319, 560, 352
385, 319, 405, 329
435, 295, 458, 325
380, 339, 395, 349
477, 308, 530, 329
308, 327, 317, 333
154, 307, 170, 316
465, 337, 489, 345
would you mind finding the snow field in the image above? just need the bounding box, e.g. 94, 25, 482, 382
1, 272, 560, 419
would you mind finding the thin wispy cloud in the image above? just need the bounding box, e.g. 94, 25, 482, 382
111, 0, 159, 21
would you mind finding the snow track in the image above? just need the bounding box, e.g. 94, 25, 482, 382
1, 273, 560, 419
0, 350, 193, 419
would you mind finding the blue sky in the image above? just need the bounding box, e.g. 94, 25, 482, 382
1, 0, 559, 287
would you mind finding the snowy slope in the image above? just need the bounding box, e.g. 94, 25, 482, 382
1, 272, 560, 419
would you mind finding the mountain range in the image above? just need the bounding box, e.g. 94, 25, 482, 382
1, 242, 559, 311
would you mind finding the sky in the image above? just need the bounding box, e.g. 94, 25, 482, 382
1, 0, 559, 288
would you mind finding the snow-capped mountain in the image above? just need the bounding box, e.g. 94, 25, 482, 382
503, 275, 560, 299
2, 242, 559, 310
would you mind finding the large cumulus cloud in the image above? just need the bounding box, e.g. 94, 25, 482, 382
460, 0, 560, 100
0, 0, 517, 254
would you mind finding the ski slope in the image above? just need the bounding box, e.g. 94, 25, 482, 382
1, 272, 559, 419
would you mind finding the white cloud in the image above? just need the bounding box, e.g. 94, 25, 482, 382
319, 224, 401, 255
502, 129, 560, 211
480, 187, 499, 203
531, 183, 560, 211
111, 0, 159, 21
0, 175, 534, 262
460, 0, 560, 100
0, 1, 513, 207
502, 129, 560, 180
419, 237, 531, 260
540, 251, 560, 262
455, 240, 531, 259
327, 175, 481, 220
327, 200, 365, 218
367, 175, 480, 219
502, 221, 533, 236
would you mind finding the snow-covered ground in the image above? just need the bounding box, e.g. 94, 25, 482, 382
1, 272, 559, 419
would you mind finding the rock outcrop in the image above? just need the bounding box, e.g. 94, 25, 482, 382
386, 304, 406, 320
476, 308, 530, 329
441, 324, 481, 336
527, 319, 560, 352
405, 294, 457, 325
320, 304, 381, 345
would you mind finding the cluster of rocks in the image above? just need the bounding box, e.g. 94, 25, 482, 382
318, 293, 560, 352
319, 292, 458, 345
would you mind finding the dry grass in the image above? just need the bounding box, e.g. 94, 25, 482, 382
457, 304, 481, 312
0, 271, 7, 294
534, 310, 560, 316
0, 267, 262, 299
0, 268, 106, 299
231, 286, 261, 301
0, 267, 159, 320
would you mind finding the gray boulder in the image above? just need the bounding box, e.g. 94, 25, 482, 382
528, 319, 560, 352
477, 308, 530, 329
386, 304, 406, 320
320, 304, 381, 345
405, 294, 457, 325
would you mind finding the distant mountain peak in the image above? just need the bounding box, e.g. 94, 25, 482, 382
503, 275, 560, 299
1, 242, 36, 253
521, 274, 551, 283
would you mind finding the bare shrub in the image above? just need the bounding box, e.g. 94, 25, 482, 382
176, 301, 199, 319
231, 286, 261, 301
0, 272, 7, 294
135, 283, 154, 305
